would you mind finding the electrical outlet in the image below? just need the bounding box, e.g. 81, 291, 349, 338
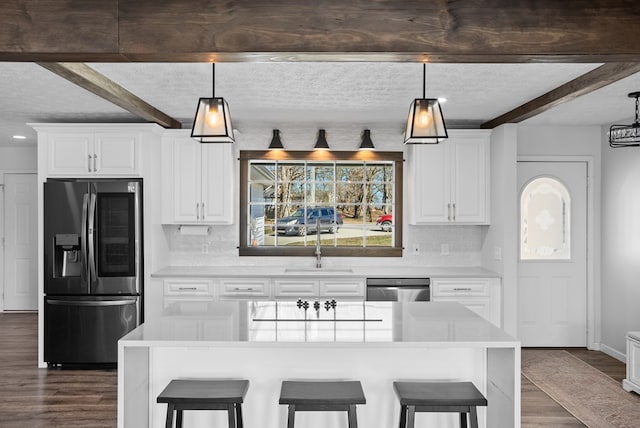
202, 243, 209, 254
412, 244, 420, 255
440, 244, 449, 255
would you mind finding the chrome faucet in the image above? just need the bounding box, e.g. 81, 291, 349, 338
315, 218, 322, 268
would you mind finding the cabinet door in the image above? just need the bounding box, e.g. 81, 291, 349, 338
319, 279, 365, 299
409, 143, 450, 223
274, 279, 319, 299
172, 137, 202, 222
451, 135, 488, 223
201, 143, 234, 224
94, 132, 140, 175
47, 133, 93, 176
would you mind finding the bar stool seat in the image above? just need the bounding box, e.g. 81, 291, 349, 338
393, 381, 487, 428
279, 380, 366, 428
157, 379, 249, 428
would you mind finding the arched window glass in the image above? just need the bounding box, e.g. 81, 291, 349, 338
520, 176, 571, 260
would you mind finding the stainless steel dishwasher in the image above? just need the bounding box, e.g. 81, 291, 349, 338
365, 277, 430, 301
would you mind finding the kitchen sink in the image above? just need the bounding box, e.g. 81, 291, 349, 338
284, 268, 354, 274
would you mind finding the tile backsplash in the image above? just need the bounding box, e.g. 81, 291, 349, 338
164, 224, 486, 268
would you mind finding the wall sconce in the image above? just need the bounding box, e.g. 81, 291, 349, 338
191, 63, 235, 143
314, 129, 330, 150
404, 63, 448, 144
268, 129, 284, 149
359, 129, 375, 150
609, 91, 640, 147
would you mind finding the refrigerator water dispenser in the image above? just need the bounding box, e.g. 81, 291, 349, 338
54, 234, 81, 277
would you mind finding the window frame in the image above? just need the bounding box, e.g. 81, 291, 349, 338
239, 150, 403, 257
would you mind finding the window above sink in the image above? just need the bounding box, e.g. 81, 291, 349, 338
239, 150, 403, 257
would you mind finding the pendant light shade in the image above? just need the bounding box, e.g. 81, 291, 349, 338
359, 129, 375, 150
404, 64, 448, 144
191, 63, 235, 144
314, 129, 330, 150
609, 91, 640, 148
268, 129, 284, 149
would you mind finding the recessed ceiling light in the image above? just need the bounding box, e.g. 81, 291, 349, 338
12, 135, 27, 140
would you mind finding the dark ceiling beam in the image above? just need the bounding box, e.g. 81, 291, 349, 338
480, 63, 640, 129
37, 62, 182, 129
2, 1, 640, 62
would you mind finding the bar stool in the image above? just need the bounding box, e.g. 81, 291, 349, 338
157, 379, 249, 428
393, 381, 487, 428
279, 380, 366, 428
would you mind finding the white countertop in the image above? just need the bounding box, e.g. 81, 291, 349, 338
120, 301, 517, 348
151, 265, 499, 278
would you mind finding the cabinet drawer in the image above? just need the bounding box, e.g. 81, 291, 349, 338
274, 279, 319, 298
219, 279, 271, 299
431, 278, 490, 297
164, 280, 213, 296
320, 279, 365, 298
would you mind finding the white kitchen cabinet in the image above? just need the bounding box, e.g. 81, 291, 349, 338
162, 131, 234, 224
162, 279, 215, 308
47, 131, 140, 176
431, 277, 501, 327
218, 278, 271, 300
409, 130, 490, 224
623, 332, 640, 395
273, 278, 365, 301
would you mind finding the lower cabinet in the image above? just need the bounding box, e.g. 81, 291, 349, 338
273, 278, 365, 301
430, 277, 501, 328
219, 278, 272, 300
624, 332, 640, 395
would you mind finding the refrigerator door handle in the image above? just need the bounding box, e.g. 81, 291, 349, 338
46, 298, 136, 307
88, 192, 97, 286
81, 193, 89, 284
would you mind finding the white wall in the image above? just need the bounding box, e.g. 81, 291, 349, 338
482, 124, 518, 336
163, 122, 487, 269
601, 127, 640, 356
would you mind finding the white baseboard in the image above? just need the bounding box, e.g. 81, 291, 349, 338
600, 343, 626, 363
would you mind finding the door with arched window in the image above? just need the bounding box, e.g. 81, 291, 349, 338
517, 161, 587, 346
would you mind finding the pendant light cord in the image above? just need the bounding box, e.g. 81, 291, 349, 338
422, 63, 426, 99
212, 63, 216, 98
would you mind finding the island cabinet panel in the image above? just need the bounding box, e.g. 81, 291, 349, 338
319, 279, 365, 299
161, 130, 234, 224
409, 130, 490, 224
273, 279, 319, 299
46, 131, 141, 176
431, 277, 501, 328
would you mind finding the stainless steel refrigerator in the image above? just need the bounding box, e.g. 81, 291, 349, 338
44, 178, 143, 366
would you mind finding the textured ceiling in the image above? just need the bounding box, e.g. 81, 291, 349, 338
2, 61, 640, 146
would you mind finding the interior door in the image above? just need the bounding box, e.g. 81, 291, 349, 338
517, 161, 587, 346
3, 173, 38, 310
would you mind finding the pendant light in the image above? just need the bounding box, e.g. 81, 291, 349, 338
314, 129, 330, 150
268, 129, 284, 150
359, 129, 375, 150
609, 91, 640, 147
404, 63, 448, 144
191, 63, 235, 143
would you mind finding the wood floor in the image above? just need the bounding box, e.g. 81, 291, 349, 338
0, 313, 629, 427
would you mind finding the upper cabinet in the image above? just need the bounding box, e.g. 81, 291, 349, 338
31, 124, 160, 177
161, 131, 234, 224
408, 130, 490, 225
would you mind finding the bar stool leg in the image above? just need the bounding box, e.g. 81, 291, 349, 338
347, 404, 358, 428
287, 404, 296, 428
406, 405, 416, 428
176, 409, 184, 428
460, 411, 467, 428
398, 405, 407, 428
164, 403, 175, 428
236, 403, 244, 428
226, 404, 236, 428
469, 406, 479, 428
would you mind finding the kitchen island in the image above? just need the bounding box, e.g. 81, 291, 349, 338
118, 301, 519, 428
